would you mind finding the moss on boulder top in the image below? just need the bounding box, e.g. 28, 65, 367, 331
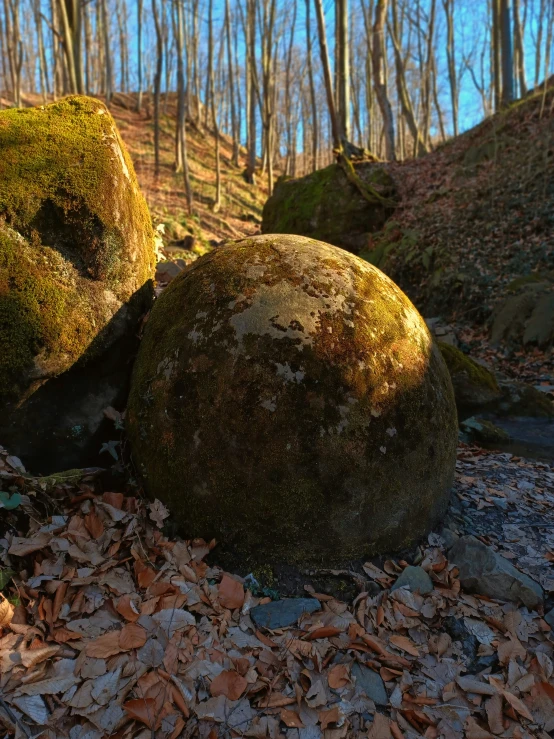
438, 342, 501, 413
0, 96, 155, 402
261, 163, 396, 254
127, 234, 457, 565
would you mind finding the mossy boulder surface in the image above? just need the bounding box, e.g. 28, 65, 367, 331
0, 96, 155, 471
127, 235, 457, 565
261, 163, 396, 254
0, 96, 155, 401
438, 342, 501, 413
490, 274, 554, 349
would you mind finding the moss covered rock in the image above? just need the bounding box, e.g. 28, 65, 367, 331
491, 275, 554, 349
438, 342, 501, 413
0, 96, 155, 471
127, 234, 457, 565
261, 163, 396, 254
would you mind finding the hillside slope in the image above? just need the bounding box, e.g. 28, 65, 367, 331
372, 80, 554, 322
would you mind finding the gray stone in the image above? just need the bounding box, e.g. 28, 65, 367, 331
351, 663, 388, 706
449, 535, 543, 610
250, 598, 320, 629
155, 260, 183, 283
391, 566, 434, 595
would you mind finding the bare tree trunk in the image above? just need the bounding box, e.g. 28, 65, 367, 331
209, 0, 222, 211
313, 0, 342, 150
3, 0, 23, 106
101, 0, 113, 104
33, 0, 50, 100
372, 0, 395, 160
336, 0, 350, 139
225, 0, 239, 165
152, 0, 163, 177
500, 0, 514, 106
389, 0, 427, 155
442, 0, 458, 134
492, 0, 502, 109
512, 0, 526, 95
305, 0, 318, 170
246, 0, 257, 184
136, 0, 143, 110
534, 0, 545, 87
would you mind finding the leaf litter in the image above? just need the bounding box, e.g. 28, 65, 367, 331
0, 444, 553, 738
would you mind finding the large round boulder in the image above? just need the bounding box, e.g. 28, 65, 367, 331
127, 235, 457, 564
0, 96, 155, 472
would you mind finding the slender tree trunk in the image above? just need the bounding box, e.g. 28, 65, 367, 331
225, 0, 239, 165
512, 0, 526, 95
313, 0, 342, 150
336, 0, 350, 139
305, 0, 318, 170
500, 0, 514, 105
372, 0, 395, 160
136, 0, 143, 110
389, 0, 427, 155
492, 0, 502, 109
152, 0, 163, 177
442, 0, 458, 134
101, 0, 112, 103
246, 0, 257, 183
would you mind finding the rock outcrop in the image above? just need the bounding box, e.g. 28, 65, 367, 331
127, 234, 457, 565
261, 164, 396, 254
0, 96, 155, 472
491, 273, 554, 349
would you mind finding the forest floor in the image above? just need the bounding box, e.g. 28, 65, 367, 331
0, 445, 553, 738
1, 91, 553, 738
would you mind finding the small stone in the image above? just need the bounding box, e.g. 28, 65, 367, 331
250, 598, 320, 629
351, 663, 388, 706
449, 535, 543, 610
391, 566, 433, 595
439, 527, 459, 550
156, 261, 183, 283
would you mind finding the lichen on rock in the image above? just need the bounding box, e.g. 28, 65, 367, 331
127, 234, 458, 565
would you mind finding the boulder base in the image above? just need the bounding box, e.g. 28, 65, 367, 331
127, 235, 457, 564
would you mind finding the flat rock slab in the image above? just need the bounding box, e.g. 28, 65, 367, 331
250, 598, 321, 629
351, 663, 388, 706
391, 566, 434, 595
449, 535, 543, 609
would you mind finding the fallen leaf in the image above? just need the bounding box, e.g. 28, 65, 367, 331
123, 697, 159, 729
389, 634, 420, 657
210, 670, 247, 700
305, 626, 342, 640
328, 663, 350, 689
319, 706, 340, 730
85, 630, 123, 658
0, 593, 14, 627
280, 708, 304, 728
119, 622, 147, 650
218, 574, 244, 610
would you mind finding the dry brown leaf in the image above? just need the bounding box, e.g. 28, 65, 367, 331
123, 697, 159, 729
305, 626, 342, 640
20, 645, 60, 668
103, 492, 124, 509
116, 593, 141, 622
389, 634, 420, 657
485, 693, 504, 735
465, 716, 494, 738
501, 688, 534, 722
0, 593, 14, 627
280, 709, 304, 728
218, 574, 244, 610
8, 533, 51, 556
258, 692, 296, 708
84, 509, 104, 539
210, 670, 247, 701
119, 622, 147, 650
328, 663, 350, 689
85, 630, 123, 658
368, 713, 392, 738
319, 706, 340, 730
